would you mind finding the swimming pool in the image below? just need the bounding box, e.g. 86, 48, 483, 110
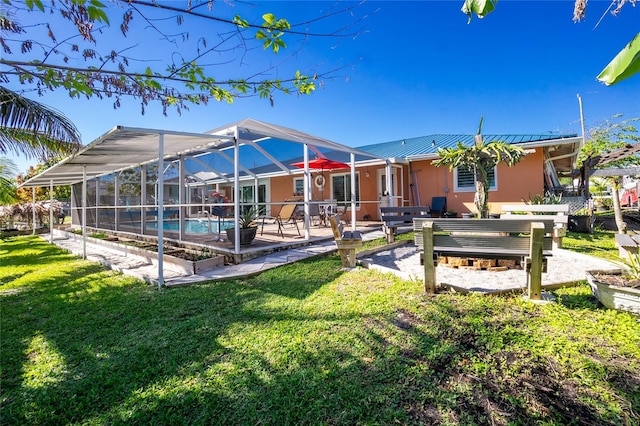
146, 218, 234, 234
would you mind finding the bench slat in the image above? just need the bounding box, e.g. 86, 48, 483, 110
415, 234, 553, 252
413, 218, 555, 234
382, 214, 433, 223
380, 206, 431, 214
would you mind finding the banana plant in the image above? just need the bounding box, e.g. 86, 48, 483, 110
433, 117, 525, 218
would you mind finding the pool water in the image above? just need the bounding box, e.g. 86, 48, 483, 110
146, 219, 234, 234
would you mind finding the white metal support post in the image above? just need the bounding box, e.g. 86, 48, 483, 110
49, 179, 54, 244
179, 154, 186, 241
157, 133, 165, 289
233, 130, 240, 254
114, 172, 120, 231
303, 144, 310, 239
82, 165, 87, 259
141, 164, 147, 235
31, 187, 36, 235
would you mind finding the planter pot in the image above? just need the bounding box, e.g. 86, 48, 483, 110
586, 270, 640, 315
568, 215, 590, 233
226, 227, 257, 245
461, 213, 474, 219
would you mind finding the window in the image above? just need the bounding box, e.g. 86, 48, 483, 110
293, 178, 304, 196
454, 166, 497, 192
331, 173, 360, 206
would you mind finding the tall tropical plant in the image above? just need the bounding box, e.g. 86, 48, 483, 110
0, 86, 82, 160
0, 157, 18, 204
432, 117, 525, 218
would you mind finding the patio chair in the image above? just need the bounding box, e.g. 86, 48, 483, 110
308, 203, 323, 226
275, 203, 301, 238
431, 196, 447, 218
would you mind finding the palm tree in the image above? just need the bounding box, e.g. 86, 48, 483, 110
0, 157, 18, 205
0, 86, 82, 160
432, 117, 526, 218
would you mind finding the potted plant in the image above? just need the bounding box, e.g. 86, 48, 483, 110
586, 253, 640, 315
568, 208, 591, 233
442, 210, 457, 218
226, 207, 259, 245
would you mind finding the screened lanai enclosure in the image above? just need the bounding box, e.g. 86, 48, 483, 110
22, 119, 384, 284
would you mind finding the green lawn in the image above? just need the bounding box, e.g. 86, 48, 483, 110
1, 234, 639, 425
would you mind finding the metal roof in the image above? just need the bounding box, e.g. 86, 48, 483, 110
21, 118, 382, 188
357, 133, 580, 160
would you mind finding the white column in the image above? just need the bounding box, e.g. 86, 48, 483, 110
157, 133, 165, 289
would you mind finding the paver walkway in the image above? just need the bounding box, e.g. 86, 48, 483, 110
43, 228, 387, 287
42, 226, 618, 292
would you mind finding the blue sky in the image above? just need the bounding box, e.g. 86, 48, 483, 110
5, 0, 640, 174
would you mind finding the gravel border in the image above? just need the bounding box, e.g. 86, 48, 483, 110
358, 244, 620, 293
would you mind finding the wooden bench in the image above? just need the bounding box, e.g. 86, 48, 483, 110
500, 204, 569, 248
615, 233, 640, 260
329, 213, 363, 267
380, 206, 431, 243
413, 218, 554, 299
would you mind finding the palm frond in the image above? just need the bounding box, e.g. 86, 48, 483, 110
0, 86, 82, 159
0, 157, 18, 204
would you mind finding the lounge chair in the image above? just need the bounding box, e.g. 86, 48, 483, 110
274, 203, 301, 238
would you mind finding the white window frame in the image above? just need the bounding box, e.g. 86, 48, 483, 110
330, 172, 361, 208
454, 166, 498, 193
293, 177, 304, 197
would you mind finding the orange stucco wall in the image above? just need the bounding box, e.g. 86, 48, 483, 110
411, 148, 545, 215
260, 149, 545, 220
269, 167, 387, 220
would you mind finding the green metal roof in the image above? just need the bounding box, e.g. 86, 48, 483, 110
357, 133, 579, 159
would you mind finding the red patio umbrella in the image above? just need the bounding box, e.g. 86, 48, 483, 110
291, 157, 349, 200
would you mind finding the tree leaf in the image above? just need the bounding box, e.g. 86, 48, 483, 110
597, 32, 640, 86
461, 0, 497, 23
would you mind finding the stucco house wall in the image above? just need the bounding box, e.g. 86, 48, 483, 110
410, 148, 545, 216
